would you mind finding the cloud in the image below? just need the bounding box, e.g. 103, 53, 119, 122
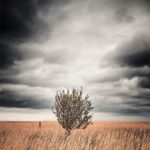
1, 0, 47, 68
1, 0, 60, 42
138, 78, 150, 89
111, 34, 150, 67
114, 7, 135, 23
0, 0, 69, 69
0, 43, 23, 68
1, 0, 150, 120
0, 84, 54, 109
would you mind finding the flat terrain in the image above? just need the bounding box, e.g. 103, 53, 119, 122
0, 121, 150, 150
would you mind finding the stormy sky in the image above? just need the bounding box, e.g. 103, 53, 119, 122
0, 0, 150, 121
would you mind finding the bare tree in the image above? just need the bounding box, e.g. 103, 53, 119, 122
53, 87, 93, 135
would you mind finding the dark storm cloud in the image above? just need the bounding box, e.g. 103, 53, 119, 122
93, 81, 150, 116
138, 78, 150, 89
87, 66, 150, 85
0, 0, 47, 68
1, 0, 67, 42
94, 94, 150, 116
0, 43, 22, 68
140, 0, 150, 12
118, 92, 150, 109
0, 0, 69, 69
0, 96, 50, 109
114, 7, 135, 23
112, 34, 150, 67
118, 50, 150, 67
126, 69, 150, 80
92, 75, 150, 116
112, 0, 150, 10
94, 102, 150, 116
0, 85, 51, 109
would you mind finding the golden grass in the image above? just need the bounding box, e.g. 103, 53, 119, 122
0, 121, 150, 150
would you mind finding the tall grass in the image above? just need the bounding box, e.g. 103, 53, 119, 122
0, 122, 150, 150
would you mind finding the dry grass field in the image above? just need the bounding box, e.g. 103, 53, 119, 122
0, 121, 150, 150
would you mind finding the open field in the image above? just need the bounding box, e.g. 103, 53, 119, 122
0, 122, 150, 150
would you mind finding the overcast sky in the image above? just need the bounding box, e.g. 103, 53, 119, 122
0, 0, 150, 121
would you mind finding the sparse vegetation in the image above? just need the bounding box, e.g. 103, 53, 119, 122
0, 122, 150, 150
53, 88, 93, 135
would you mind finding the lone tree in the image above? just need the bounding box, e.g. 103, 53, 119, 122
53, 87, 93, 135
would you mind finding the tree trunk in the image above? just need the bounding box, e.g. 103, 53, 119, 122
66, 130, 71, 136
